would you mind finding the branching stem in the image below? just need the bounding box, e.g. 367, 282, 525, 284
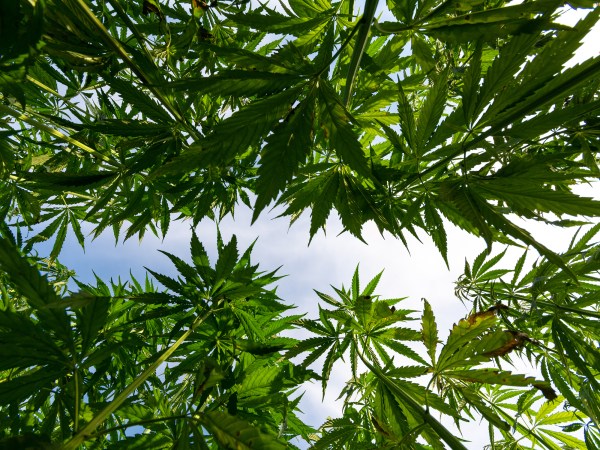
61, 301, 223, 450
355, 338, 469, 450
0, 105, 112, 164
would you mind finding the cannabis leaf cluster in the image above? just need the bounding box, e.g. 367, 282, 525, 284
1, 0, 599, 448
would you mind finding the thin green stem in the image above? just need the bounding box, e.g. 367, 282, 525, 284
26, 75, 89, 118
472, 287, 600, 320
61, 302, 222, 450
91, 414, 194, 438
0, 105, 112, 164
73, 368, 80, 432
343, 0, 380, 107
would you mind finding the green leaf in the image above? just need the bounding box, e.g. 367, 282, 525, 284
396, 81, 417, 151
421, 299, 438, 365
214, 235, 239, 284
106, 77, 173, 122
318, 82, 369, 176
444, 368, 540, 388
201, 411, 287, 450
473, 177, 600, 218
0, 236, 71, 340
309, 169, 339, 238
254, 86, 317, 219
0, 369, 61, 406
237, 365, 283, 403
437, 309, 497, 369
354, 295, 373, 327
415, 69, 448, 152
506, 100, 600, 139
154, 86, 304, 176
77, 295, 110, 356
166, 70, 304, 97
424, 202, 448, 266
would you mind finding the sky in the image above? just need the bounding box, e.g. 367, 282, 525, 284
28, 3, 600, 448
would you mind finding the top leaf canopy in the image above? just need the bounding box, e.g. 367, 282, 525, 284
1, 0, 599, 262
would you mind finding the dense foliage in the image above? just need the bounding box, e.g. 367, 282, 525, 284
1, 0, 600, 448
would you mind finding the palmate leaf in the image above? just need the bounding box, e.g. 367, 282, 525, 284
311, 416, 364, 450
436, 308, 498, 370
253, 85, 317, 220
421, 299, 438, 365
437, 178, 576, 276
415, 69, 448, 153
0, 369, 63, 406
200, 411, 287, 450
318, 82, 369, 177
166, 70, 305, 97
473, 177, 600, 217
472, 33, 539, 125
482, 9, 600, 125
152, 85, 304, 177
0, 236, 71, 341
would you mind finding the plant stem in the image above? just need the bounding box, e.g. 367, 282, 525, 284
91, 414, 194, 437
316, 21, 362, 78
73, 368, 80, 432
61, 303, 221, 450
343, 0, 380, 107
26, 75, 89, 118
356, 344, 469, 450
0, 105, 112, 164
472, 287, 600, 320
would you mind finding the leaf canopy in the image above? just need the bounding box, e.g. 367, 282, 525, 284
1, 0, 599, 448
